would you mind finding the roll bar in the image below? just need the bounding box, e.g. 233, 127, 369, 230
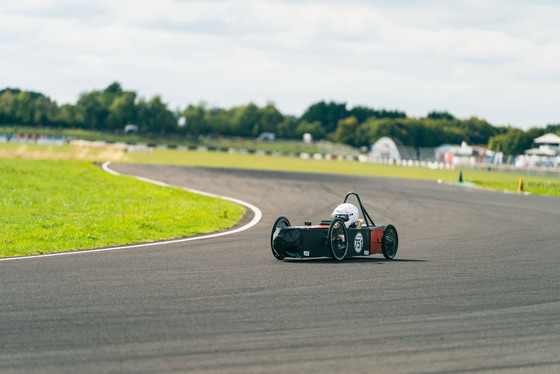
343, 192, 375, 227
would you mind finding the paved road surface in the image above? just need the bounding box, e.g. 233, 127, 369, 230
1, 164, 559, 373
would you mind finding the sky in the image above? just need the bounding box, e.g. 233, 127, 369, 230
1, 0, 559, 130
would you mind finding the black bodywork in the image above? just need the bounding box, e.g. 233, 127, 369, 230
270, 192, 398, 261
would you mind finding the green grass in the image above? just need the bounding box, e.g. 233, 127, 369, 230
0, 158, 245, 257
471, 173, 559, 195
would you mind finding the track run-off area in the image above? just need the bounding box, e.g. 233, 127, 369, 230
1, 163, 559, 373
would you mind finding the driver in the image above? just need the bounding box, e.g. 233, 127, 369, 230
331, 203, 359, 228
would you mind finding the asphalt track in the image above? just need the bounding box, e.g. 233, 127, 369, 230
1, 163, 559, 373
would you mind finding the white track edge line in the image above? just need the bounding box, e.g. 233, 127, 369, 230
0, 162, 262, 262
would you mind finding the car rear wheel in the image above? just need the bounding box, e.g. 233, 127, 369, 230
381, 224, 398, 260
328, 218, 348, 261
271, 216, 290, 260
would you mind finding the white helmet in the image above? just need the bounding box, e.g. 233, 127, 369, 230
331, 203, 359, 228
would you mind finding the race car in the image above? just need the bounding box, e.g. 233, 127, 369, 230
270, 192, 398, 261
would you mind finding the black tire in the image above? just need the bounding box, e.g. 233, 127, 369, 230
271, 216, 290, 260
381, 224, 398, 260
328, 218, 348, 261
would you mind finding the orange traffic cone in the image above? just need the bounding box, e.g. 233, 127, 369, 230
518, 177, 524, 192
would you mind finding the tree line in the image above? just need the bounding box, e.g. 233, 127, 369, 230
1, 82, 558, 155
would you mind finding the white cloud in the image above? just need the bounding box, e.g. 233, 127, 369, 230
1, 0, 559, 128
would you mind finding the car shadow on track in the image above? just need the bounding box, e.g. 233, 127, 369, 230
281, 257, 426, 264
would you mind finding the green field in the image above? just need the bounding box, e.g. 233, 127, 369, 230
0, 158, 245, 257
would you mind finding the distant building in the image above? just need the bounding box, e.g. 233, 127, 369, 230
525, 133, 560, 156
435, 141, 490, 165
257, 132, 275, 142
124, 124, 139, 134
371, 137, 492, 165
370, 137, 401, 160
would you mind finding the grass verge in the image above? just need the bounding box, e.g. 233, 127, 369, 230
0, 158, 245, 257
